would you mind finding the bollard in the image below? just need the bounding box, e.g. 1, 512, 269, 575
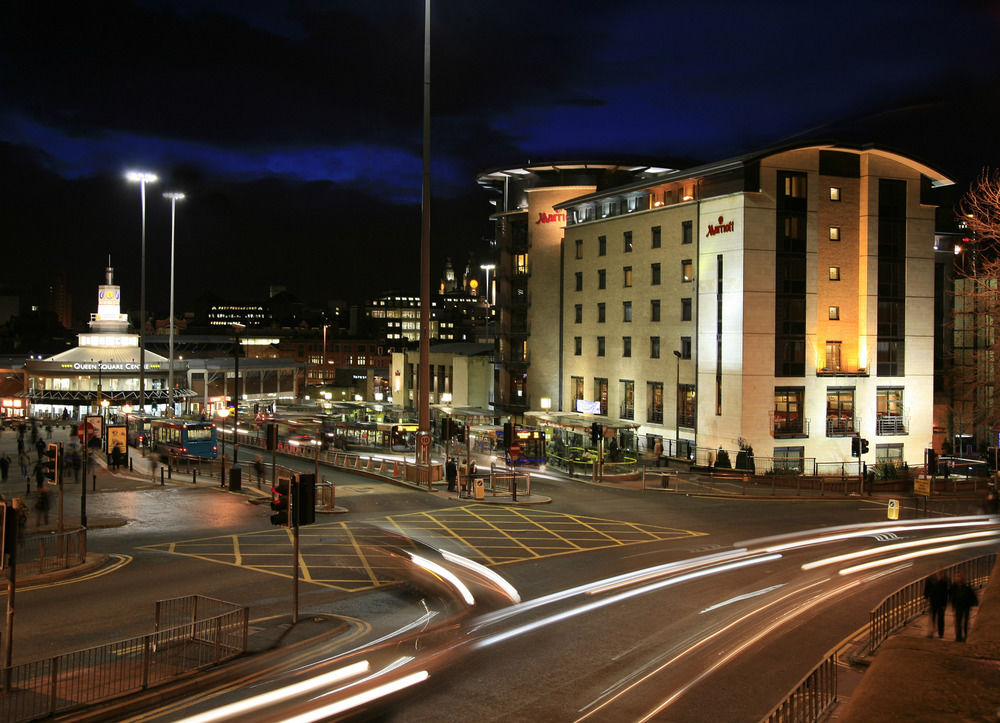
93, 473, 97, 491
160, 467, 164, 485
193, 469, 197, 484
129, 457, 133, 471
168, 465, 172, 480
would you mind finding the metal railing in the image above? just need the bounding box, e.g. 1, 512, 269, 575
867, 553, 995, 654
14, 527, 87, 577
0, 595, 248, 723
759, 647, 838, 723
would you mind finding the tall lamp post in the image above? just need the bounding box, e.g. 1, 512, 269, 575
163, 191, 185, 417
673, 350, 682, 457
480, 263, 495, 347
125, 170, 158, 415
322, 323, 330, 385
231, 324, 245, 474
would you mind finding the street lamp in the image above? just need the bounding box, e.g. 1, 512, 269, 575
122, 403, 132, 447
231, 323, 245, 473
125, 170, 158, 415
480, 263, 496, 351
322, 323, 330, 385
163, 191, 185, 417
218, 407, 230, 466
673, 350, 682, 456
101, 398, 110, 452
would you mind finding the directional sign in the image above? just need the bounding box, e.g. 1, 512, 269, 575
913, 477, 931, 497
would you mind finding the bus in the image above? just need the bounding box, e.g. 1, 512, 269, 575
127, 416, 157, 448
151, 419, 219, 459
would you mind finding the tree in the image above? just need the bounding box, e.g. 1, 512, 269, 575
950, 169, 1000, 453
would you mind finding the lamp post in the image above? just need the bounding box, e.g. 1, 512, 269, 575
126, 170, 158, 415
100, 399, 110, 456
231, 324, 245, 473
122, 403, 132, 450
163, 191, 185, 418
673, 350, 682, 456
480, 263, 496, 349
322, 323, 330, 385
218, 407, 230, 470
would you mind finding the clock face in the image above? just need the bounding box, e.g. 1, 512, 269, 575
99, 290, 105, 299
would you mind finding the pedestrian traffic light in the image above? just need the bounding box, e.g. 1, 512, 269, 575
503, 422, 513, 449
591, 422, 602, 444
851, 437, 860, 457
270, 478, 290, 526
44, 443, 59, 484
860, 438, 870, 455
455, 423, 465, 443
296, 474, 316, 526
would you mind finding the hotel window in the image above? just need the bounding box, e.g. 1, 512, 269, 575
877, 387, 906, 435
773, 387, 805, 436
678, 385, 697, 428
876, 443, 904, 463
829, 267, 841, 281
651, 226, 661, 249
624, 231, 633, 253
620, 379, 635, 419
651, 299, 661, 322
575, 272, 583, 292
574, 304, 582, 324
647, 381, 664, 423
598, 269, 606, 289
623, 301, 632, 322
623, 336, 631, 357
598, 235, 607, 256
597, 336, 606, 357
830, 187, 842, 201
595, 377, 608, 415
682, 259, 693, 282
784, 175, 807, 198
651, 262, 661, 285
575, 239, 583, 259
829, 306, 840, 320
624, 266, 632, 287
650, 336, 661, 359
680, 336, 692, 359
681, 298, 692, 321
572, 376, 584, 404
826, 387, 855, 436
682, 220, 693, 244
574, 337, 582, 356
825, 341, 842, 370
829, 226, 841, 241
597, 302, 606, 323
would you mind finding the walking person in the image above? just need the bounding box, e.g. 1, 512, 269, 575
33, 483, 50, 528
0, 451, 10, 483
950, 573, 979, 642
33, 460, 46, 489
446, 457, 458, 493
923, 571, 949, 638
111, 443, 123, 472
18, 450, 29, 479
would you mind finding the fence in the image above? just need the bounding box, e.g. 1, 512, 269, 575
759, 647, 838, 723
867, 552, 996, 654
0, 595, 248, 723
13, 527, 87, 577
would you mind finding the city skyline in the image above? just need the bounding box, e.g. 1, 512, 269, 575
2, 1, 999, 318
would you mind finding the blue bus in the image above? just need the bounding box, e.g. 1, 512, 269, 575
151, 419, 218, 459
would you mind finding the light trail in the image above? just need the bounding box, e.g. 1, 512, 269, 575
838, 539, 999, 575
802, 529, 999, 570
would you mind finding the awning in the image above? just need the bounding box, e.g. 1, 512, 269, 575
524, 411, 641, 432
20, 388, 199, 405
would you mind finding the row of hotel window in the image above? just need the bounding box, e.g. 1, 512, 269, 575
575, 298, 692, 324
574, 336, 692, 359
573, 222, 694, 259
570, 378, 696, 427
574, 261, 693, 290
774, 387, 906, 437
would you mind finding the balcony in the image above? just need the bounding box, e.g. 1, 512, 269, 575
770, 413, 810, 438
826, 416, 858, 437
876, 415, 908, 436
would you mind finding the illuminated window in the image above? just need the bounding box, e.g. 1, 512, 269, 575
624, 266, 632, 287
829, 187, 841, 201
514, 253, 529, 274
784, 175, 807, 198
829, 226, 840, 241
624, 231, 633, 253
825, 341, 842, 370
682, 259, 693, 282
829, 267, 841, 281
829, 306, 840, 320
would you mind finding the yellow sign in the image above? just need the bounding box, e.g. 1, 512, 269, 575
107, 425, 127, 456
887, 499, 899, 520
913, 477, 931, 496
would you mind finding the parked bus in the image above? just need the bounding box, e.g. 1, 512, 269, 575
127, 416, 156, 448
151, 419, 218, 459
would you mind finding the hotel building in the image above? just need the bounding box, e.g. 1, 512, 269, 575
483, 144, 952, 466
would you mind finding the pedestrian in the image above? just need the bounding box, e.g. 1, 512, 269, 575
950, 573, 979, 642
0, 452, 9, 482
254, 455, 264, 485
18, 450, 29, 479
446, 457, 457, 492
923, 571, 949, 638
33, 460, 45, 489
33, 484, 50, 528
111, 444, 123, 472
71, 450, 81, 483
35, 436, 46, 461
45, 424, 52, 439
16, 436, 24, 455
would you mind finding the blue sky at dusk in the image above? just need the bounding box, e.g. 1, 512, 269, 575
1, 0, 999, 309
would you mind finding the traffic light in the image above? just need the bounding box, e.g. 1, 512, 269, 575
441, 418, 452, 440
503, 422, 513, 449
270, 478, 290, 526
851, 437, 860, 458
266, 422, 278, 451
44, 443, 60, 484
296, 474, 316, 526
591, 422, 602, 444
455, 423, 465, 443
860, 438, 869, 455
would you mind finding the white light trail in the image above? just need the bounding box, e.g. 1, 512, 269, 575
838, 539, 999, 576
280, 670, 430, 723
699, 584, 784, 614
408, 552, 476, 606
802, 529, 999, 570
441, 549, 521, 603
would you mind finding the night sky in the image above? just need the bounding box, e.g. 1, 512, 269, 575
2, 1, 999, 322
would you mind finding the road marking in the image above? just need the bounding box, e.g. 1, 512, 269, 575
5, 553, 132, 593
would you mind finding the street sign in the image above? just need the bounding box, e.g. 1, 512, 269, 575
887, 499, 899, 520
418, 433, 431, 448
509, 442, 522, 458
914, 477, 931, 497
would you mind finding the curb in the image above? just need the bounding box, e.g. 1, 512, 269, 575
17, 553, 110, 587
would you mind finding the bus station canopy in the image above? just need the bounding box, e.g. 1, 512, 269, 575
525, 411, 641, 433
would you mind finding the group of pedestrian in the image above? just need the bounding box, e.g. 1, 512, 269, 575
924, 571, 980, 642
